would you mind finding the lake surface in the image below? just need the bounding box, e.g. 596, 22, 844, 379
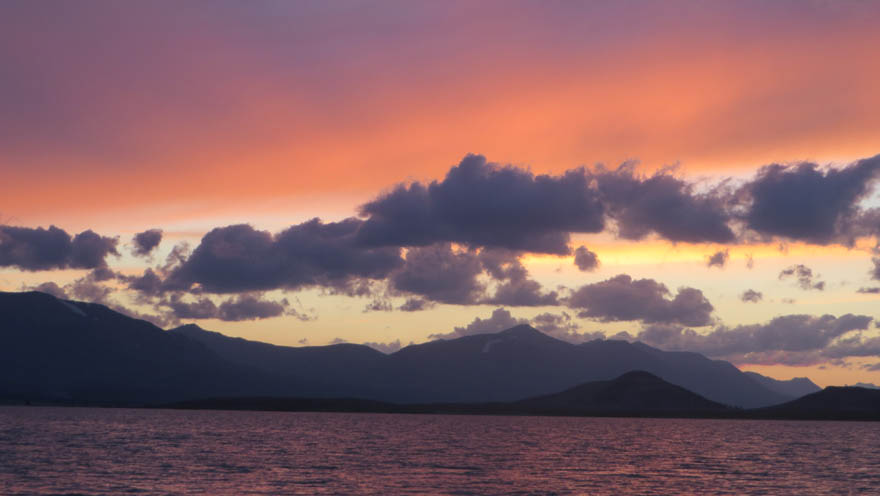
1, 407, 878, 495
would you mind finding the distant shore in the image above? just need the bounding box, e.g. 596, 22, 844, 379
4, 395, 879, 422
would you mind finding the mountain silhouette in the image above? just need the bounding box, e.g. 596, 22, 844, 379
169, 371, 733, 417
173, 322, 789, 408
753, 386, 880, 420
743, 371, 821, 398
0, 291, 296, 403
171, 323, 386, 397
512, 371, 731, 414
3, 291, 791, 408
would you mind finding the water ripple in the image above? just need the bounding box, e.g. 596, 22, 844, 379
1, 407, 879, 495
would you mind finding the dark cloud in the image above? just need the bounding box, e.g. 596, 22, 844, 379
398, 297, 433, 312
478, 248, 558, 306
69, 230, 119, 269
740, 289, 763, 303
67, 275, 113, 303
390, 244, 484, 304
779, 264, 825, 291
89, 267, 118, 282
573, 245, 599, 271
871, 257, 880, 281
29, 281, 67, 299
430, 308, 528, 340
741, 155, 880, 244
567, 274, 714, 326
358, 154, 605, 254
822, 335, 880, 359
123, 268, 164, 296
530, 311, 605, 343
364, 299, 393, 312
706, 249, 729, 268
158, 293, 292, 322
107, 303, 173, 328
0, 225, 117, 271
132, 229, 163, 257
636, 314, 873, 365
285, 306, 315, 322
162, 294, 219, 320
161, 242, 191, 272
166, 219, 403, 293
591, 163, 735, 243
856, 287, 880, 294
487, 278, 559, 306
217, 294, 288, 321
477, 248, 528, 281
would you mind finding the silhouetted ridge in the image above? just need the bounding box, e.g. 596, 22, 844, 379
754, 386, 880, 420
0, 291, 290, 404
514, 371, 730, 413
744, 371, 821, 398
1, 291, 793, 408
498, 324, 546, 338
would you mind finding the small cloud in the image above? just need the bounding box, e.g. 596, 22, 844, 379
131, 229, 163, 257
398, 297, 434, 312
217, 294, 288, 321
740, 289, 763, 303
706, 249, 729, 268
430, 308, 528, 340
573, 246, 599, 271
567, 274, 715, 327
26, 281, 67, 299
530, 311, 605, 343
779, 264, 825, 291
364, 299, 393, 312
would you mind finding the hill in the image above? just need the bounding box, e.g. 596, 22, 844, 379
512, 371, 731, 415
753, 386, 880, 420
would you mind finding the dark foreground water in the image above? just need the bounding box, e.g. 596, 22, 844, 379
1, 407, 879, 495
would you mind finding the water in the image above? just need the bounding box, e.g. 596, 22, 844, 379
1, 407, 878, 495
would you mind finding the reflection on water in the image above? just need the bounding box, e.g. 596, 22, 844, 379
1, 407, 878, 495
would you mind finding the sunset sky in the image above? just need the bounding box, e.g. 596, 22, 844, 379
2, 0, 880, 386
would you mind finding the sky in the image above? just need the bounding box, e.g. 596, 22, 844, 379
2, 0, 880, 387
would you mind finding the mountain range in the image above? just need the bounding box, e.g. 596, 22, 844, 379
1, 291, 820, 410
170, 321, 800, 408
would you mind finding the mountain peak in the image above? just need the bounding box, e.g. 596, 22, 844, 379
613, 370, 662, 383
498, 324, 544, 338
171, 323, 206, 333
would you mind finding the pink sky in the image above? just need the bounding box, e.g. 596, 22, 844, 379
2, 1, 880, 386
